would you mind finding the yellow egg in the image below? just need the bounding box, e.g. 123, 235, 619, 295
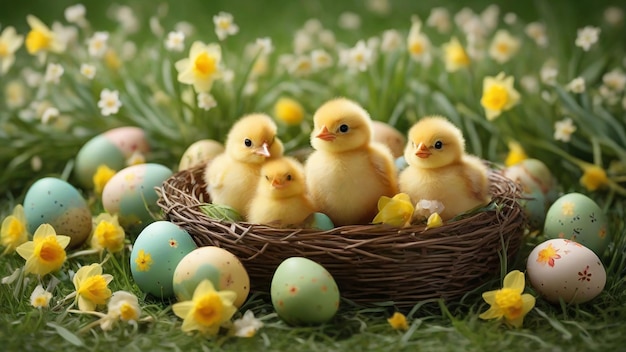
178, 139, 224, 171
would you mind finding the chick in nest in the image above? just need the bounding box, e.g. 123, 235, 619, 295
399, 116, 490, 221
305, 98, 398, 226
205, 113, 283, 218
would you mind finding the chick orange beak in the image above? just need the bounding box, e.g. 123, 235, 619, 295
255, 142, 271, 157
271, 178, 285, 189
415, 142, 431, 159
316, 126, 336, 142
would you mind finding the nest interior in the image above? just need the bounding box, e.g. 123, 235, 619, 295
156, 163, 526, 308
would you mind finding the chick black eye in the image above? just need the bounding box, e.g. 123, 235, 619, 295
339, 124, 349, 133
244, 138, 252, 147
286, 174, 292, 181
434, 141, 443, 149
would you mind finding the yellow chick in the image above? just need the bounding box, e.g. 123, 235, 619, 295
399, 116, 491, 221
305, 98, 398, 226
205, 113, 284, 218
247, 157, 315, 227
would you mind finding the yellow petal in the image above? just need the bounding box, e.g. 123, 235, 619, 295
479, 306, 502, 320
33, 224, 56, 241
377, 196, 392, 211
426, 213, 443, 228
192, 279, 217, 300
172, 301, 194, 319
78, 295, 96, 312
15, 241, 35, 260
56, 235, 71, 249
521, 294, 535, 315
502, 270, 525, 293
482, 290, 497, 305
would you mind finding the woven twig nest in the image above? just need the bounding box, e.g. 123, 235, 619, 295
156, 163, 526, 308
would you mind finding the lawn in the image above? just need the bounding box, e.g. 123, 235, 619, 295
1, 0, 626, 351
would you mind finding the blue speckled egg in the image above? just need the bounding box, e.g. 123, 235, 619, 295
543, 193, 609, 257
102, 163, 172, 230
74, 127, 150, 188
130, 221, 197, 298
23, 177, 92, 248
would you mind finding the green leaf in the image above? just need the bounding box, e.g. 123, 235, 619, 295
46, 322, 85, 347
199, 203, 243, 222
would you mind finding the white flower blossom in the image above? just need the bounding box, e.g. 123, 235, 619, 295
414, 199, 445, 219
41, 107, 59, 124
88, 31, 109, 58
5, 80, 27, 109
114, 5, 139, 34
520, 75, 539, 93
381, 29, 402, 52
575, 26, 600, 51
341, 40, 373, 72
22, 67, 43, 87
303, 19, 323, 34
293, 30, 313, 55
338, 12, 361, 30
602, 69, 626, 92
100, 291, 141, 331
318, 29, 336, 49
213, 12, 239, 41
554, 118, 576, 142
243, 81, 258, 96
30, 285, 52, 308
165, 31, 185, 52
98, 89, 122, 116
232, 310, 264, 338
426, 7, 451, 33
149, 16, 164, 37
80, 63, 96, 80
480, 4, 500, 32
288, 55, 313, 77
540, 66, 558, 86
64, 4, 86, 25
197, 92, 217, 111
566, 77, 585, 93
525, 22, 548, 47
311, 49, 333, 70
604, 6, 624, 26
504, 13, 517, 25
44, 63, 64, 84
366, 0, 391, 16
175, 21, 195, 37
255, 37, 274, 55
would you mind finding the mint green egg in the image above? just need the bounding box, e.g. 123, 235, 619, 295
75, 135, 126, 188
130, 221, 197, 298
311, 212, 334, 230
102, 163, 173, 230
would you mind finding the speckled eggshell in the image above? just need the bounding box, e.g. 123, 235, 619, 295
172, 246, 250, 307
504, 158, 559, 206
23, 177, 92, 248
130, 221, 197, 298
178, 139, 224, 171
75, 127, 150, 188
102, 163, 172, 230
527, 238, 606, 304
543, 193, 609, 257
271, 257, 340, 325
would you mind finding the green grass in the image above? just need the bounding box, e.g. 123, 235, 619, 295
2, 0, 626, 350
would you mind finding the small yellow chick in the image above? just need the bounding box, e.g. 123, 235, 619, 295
305, 98, 398, 226
399, 116, 491, 221
247, 157, 315, 227
205, 113, 284, 218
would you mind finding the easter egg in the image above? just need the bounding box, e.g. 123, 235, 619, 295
130, 221, 197, 298
518, 187, 546, 230
504, 158, 558, 205
271, 257, 340, 325
23, 177, 92, 248
372, 121, 406, 159
178, 139, 224, 171
310, 212, 334, 230
526, 238, 606, 304
172, 246, 250, 307
75, 126, 150, 188
102, 163, 173, 230
543, 193, 609, 257
395, 156, 408, 172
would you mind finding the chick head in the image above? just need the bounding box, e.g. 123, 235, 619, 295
404, 116, 465, 169
225, 113, 284, 163
310, 98, 372, 153
258, 157, 306, 198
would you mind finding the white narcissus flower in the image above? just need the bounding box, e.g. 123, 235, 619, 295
65, 4, 86, 24
232, 310, 264, 338
380, 29, 402, 53
44, 63, 64, 84
311, 49, 333, 71
197, 92, 217, 111
426, 7, 451, 33
525, 22, 548, 47
30, 284, 52, 308
489, 29, 520, 64
98, 89, 122, 116
41, 107, 60, 124
0, 26, 24, 74
575, 26, 601, 51
338, 12, 361, 30
80, 63, 96, 80
554, 118, 577, 142
165, 31, 185, 52
341, 40, 373, 72
213, 12, 239, 41
88, 32, 109, 58
602, 69, 626, 92
566, 77, 586, 93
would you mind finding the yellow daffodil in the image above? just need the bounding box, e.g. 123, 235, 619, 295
480, 72, 521, 121
134, 249, 153, 272
372, 193, 415, 227
231, 310, 264, 338
172, 279, 237, 336
25, 15, 64, 58
580, 164, 608, 191
0, 26, 24, 74
505, 141, 528, 167
30, 284, 53, 309
93, 164, 116, 194
1, 204, 29, 255
274, 97, 305, 126
90, 213, 125, 253
16, 224, 70, 276
387, 312, 409, 331
488, 29, 521, 64
442, 37, 470, 72
479, 270, 535, 328
72, 263, 114, 312
175, 41, 222, 93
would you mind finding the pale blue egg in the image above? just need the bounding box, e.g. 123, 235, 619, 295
310, 212, 334, 230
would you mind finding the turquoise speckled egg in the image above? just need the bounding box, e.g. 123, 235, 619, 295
130, 221, 197, 298
543, 193, 609, 257
271, 257, 340, 325
74, 127, 150, 188
23, 177, 92, 248
102, 163, 172, 230
172, 246, 250, 307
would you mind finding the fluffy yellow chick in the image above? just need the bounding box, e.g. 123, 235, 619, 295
305, 98, 398, 226
205, 113, 284, 218
247, 157, 315, 227
399, 116, 491, 221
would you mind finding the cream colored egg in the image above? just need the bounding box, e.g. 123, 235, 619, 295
372, 121, 406, 159
526, 238, 606, 304
178, 139, 224, 170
